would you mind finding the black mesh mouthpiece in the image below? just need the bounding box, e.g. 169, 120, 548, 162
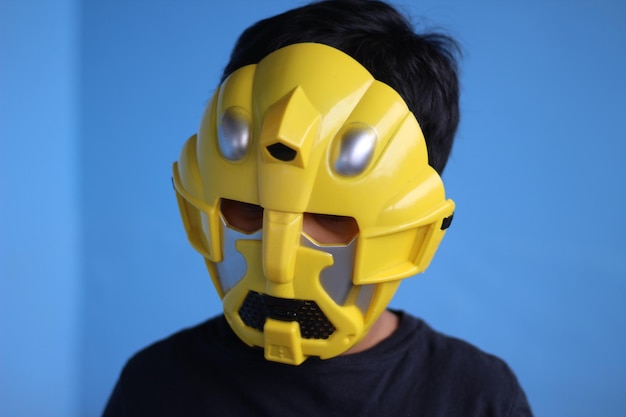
239, 291, 335, 339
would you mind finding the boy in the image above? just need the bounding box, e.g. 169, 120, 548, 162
104, 1, 533, 415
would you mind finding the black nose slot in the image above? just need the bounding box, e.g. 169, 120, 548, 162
267, 143, 297, 161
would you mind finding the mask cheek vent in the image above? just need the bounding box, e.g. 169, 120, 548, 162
215, 220, 261, 294
239, 291, 336, 339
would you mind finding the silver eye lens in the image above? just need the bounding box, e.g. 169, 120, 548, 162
218, 107, 251, 161
332, 123, 377, 176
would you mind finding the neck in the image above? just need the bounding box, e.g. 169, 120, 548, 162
342, 310, 399, 355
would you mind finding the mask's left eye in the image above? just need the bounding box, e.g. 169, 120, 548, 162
220, 199, 263, 233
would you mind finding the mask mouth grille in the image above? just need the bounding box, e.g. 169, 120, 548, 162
239, 291, 335, 339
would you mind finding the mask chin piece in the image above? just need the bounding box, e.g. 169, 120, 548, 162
264, 318, 305, 365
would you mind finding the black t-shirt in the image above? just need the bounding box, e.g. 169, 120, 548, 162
103, 311, 533, 416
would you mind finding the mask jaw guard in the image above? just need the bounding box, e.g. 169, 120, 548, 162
264, 319, 304, 365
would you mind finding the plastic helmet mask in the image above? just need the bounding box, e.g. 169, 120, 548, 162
173, 43, 454, 365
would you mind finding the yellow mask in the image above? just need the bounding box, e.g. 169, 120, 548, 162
173, 43, 454, 365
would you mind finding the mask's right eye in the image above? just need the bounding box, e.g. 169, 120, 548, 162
217, 107, 251, 161
220, 199, 264, 233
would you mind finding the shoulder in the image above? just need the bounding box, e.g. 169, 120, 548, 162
115, 317, 228, 392
121, 315, 233, 376
126, 321, 203, 366
398, 311, 514, 374
103, 316, 233, 416
396, 312, 534, 416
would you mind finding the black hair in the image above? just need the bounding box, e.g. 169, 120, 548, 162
222, 0, 461, 174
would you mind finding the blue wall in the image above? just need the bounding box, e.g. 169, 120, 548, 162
2, 1, 625, 416
0, 0, 79, 416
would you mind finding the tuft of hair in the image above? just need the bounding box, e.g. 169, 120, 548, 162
222, 0, 461, 174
